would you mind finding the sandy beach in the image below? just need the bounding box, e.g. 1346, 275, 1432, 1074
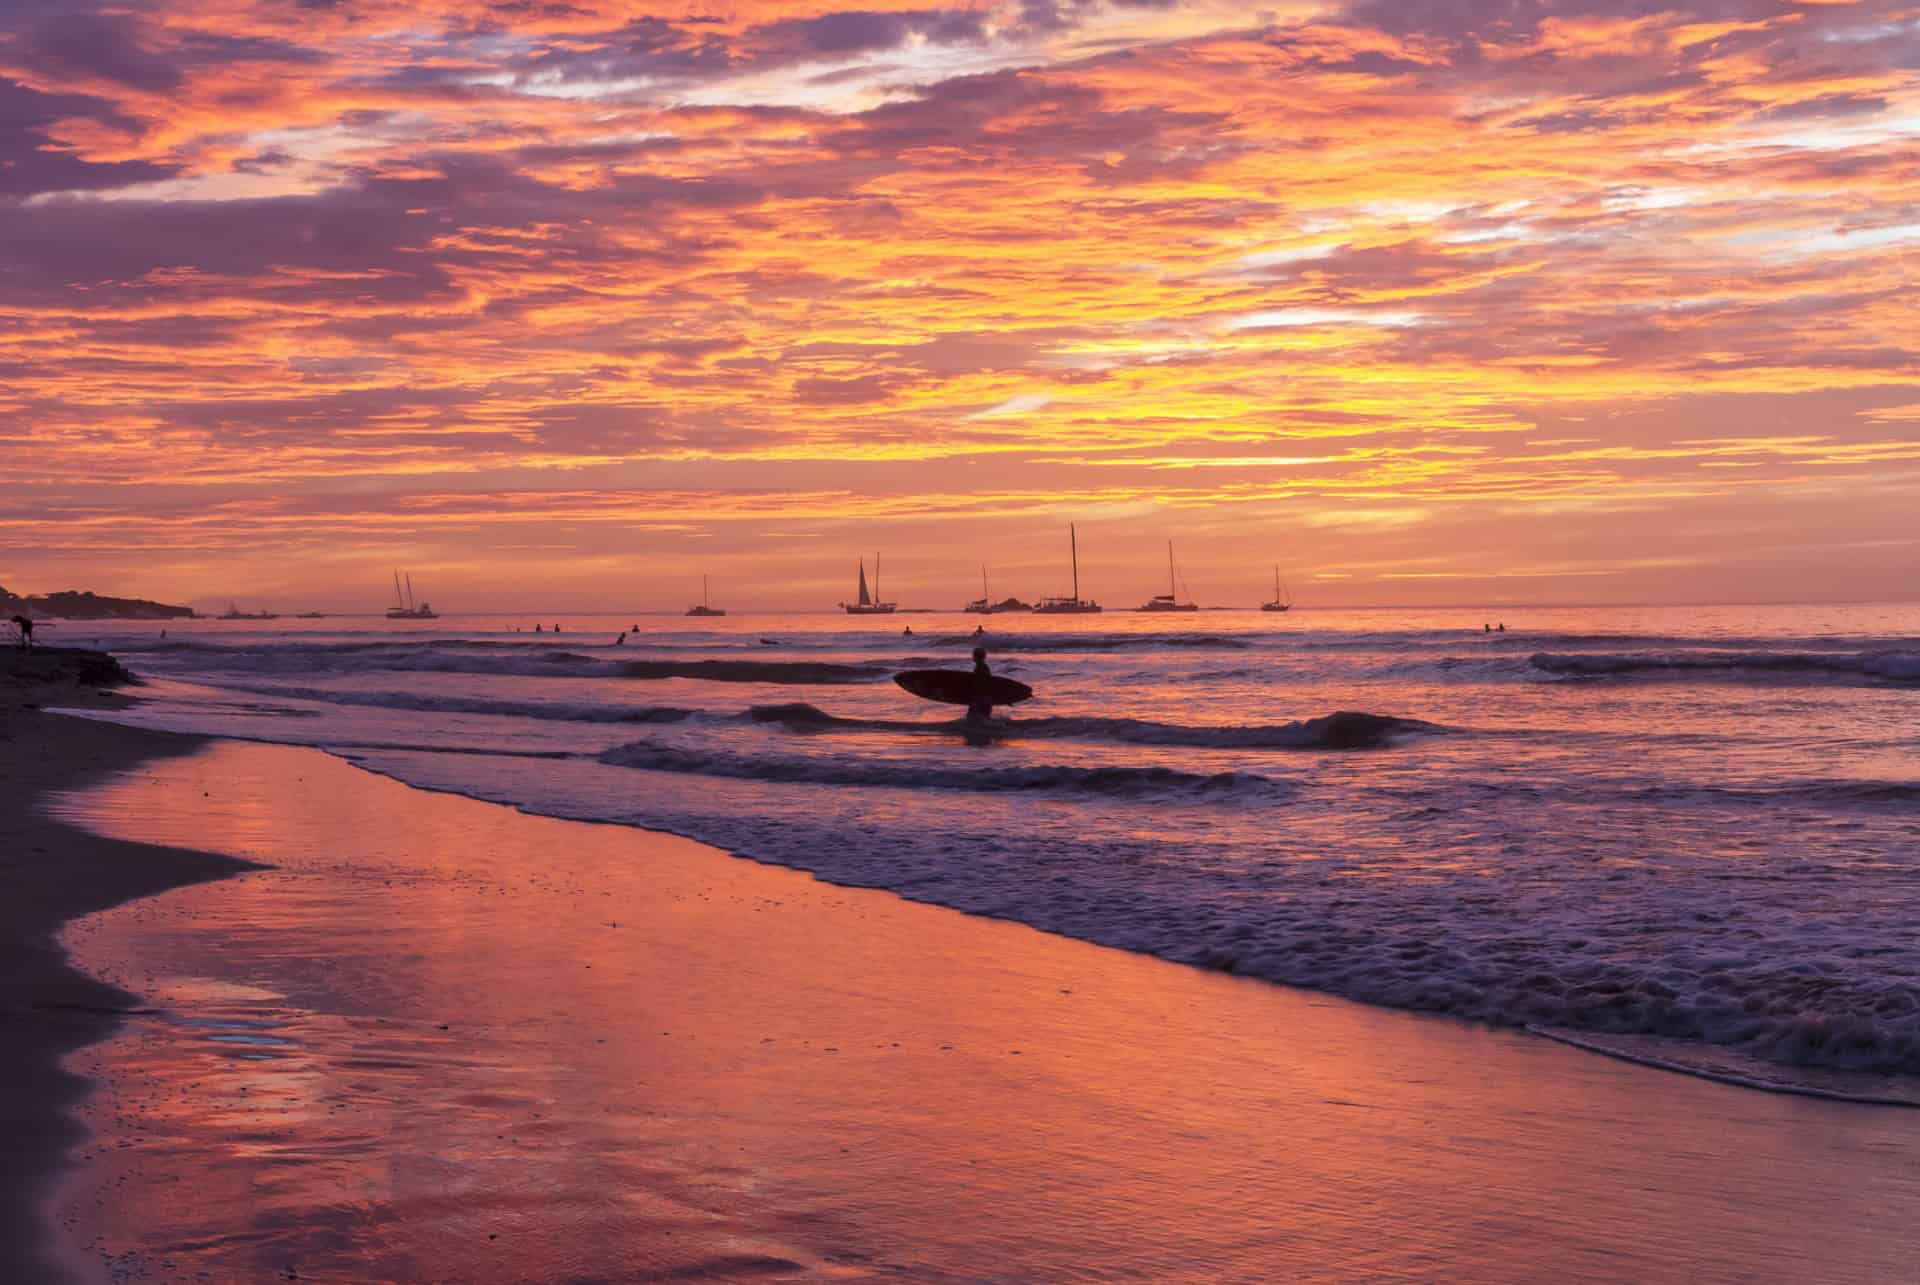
0, 658, 253, 1285
19, 725, 1920, 1282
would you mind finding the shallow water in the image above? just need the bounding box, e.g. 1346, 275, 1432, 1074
71, 603, 1920, 1078
51, 742, 1920, 1283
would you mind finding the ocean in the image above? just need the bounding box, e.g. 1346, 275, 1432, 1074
66, 602, 1920, 1088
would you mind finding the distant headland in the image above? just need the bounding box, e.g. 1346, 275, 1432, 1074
0, 586, 196, 621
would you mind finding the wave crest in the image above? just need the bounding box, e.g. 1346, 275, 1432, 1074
595, 739, 1283, 797
1531, 649, 1920, 683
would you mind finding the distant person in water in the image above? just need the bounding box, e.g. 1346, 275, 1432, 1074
972, 625, 985, 637
10, 615, 31, 650
1498, 622, 1506, 632
615, 632, 627, 646
534, 623, 543, 633
903, 625, 913, 636
1484, 623, 1491, 633
967, 646, 993, 722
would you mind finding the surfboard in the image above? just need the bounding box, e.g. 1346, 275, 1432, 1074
893, 668, 1033, 707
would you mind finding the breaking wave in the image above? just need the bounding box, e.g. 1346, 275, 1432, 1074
596, 739, 1282, 797
1531, 649, 1920, 683
748, 703, 1440, 750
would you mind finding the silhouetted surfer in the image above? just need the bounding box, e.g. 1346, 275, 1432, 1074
10, 614, 31, 650
967, 646, 993, 722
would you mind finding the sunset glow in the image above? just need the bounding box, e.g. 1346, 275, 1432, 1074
6, 0, 1918, 609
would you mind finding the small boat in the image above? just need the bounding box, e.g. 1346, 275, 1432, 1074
686, 575, 726, 617
386, 571, 438, 619
295, 612, 327, 619
219, 602, 278, 620
1137, 541, 1198, 612
1262, 566, 1292, 613
1032, 524, 1102, 614
963, 566, 1030, 613
964, 565, 993, 614
841, 556, 897, 615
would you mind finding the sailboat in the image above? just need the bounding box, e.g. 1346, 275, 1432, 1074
1138, 541, 1199, 611
385, 571, 438, 619
1262, 566, 1293, 613
964, 565, 1028, 613
840, 556, 897, 615
1033, 524, 1102, 614
219, 602, 278, 620
686, 575, 726, 617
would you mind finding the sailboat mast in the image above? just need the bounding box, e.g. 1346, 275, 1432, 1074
1070, 524, 1079, 601
393, 571, 402, 608
1168, 541, 1176, 598
406, 573, 416, 610
703, 574, 709, 610
875, 554, 881, 603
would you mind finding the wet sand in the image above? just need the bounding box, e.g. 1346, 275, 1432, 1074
41, 737, 1920, 1283
0, 693, 247, 1285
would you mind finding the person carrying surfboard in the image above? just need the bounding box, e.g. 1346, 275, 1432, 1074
967, 646, 994, 722
892, 653, 1032, 720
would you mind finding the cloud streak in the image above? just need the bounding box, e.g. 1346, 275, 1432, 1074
2, 0, 1916, 606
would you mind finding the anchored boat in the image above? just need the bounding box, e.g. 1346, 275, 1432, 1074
686, 575, 726, 617
841, 556, 897, 615
1033, 524, 1102, 614
386, 572, 437, 619
1137, 541, 1198, 612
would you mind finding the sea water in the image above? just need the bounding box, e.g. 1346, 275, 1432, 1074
67, 603, 1920, 1082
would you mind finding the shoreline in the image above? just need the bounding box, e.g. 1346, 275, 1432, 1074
43, 734, 1920, 1281
0, 704, 256, 1285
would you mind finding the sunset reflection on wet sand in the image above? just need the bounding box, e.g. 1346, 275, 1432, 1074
51, 741, 1920, 1283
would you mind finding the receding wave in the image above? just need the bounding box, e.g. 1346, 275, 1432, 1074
596, 739, 1282, 797
1531, 649, 1920, 682
748, 703, 1440, 749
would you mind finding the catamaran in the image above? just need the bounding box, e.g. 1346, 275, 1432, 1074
1262, 566, 1293, 613
386, 571, 437, 619
841, 556, 897, 614
1138, 541, 1198, 611
686, 575, 726, 617
1033, 524, 1102, 614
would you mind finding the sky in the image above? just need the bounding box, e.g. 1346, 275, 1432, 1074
3, 0, 1917, 612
